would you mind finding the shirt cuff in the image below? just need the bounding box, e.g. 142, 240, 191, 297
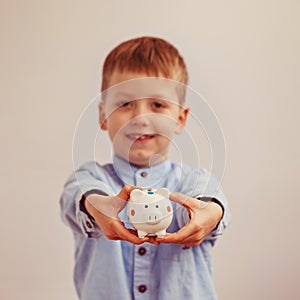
196, 196, 225, 238
76, 188, 108, 238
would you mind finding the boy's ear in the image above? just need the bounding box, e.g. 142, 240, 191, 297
99, 102, 107, 130
174, 107, 189, 134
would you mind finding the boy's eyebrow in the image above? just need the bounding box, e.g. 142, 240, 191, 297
114, 91, 176, 101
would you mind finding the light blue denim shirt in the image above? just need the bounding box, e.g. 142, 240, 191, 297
60, 156, 230, 300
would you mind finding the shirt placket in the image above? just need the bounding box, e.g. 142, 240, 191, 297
133, 244, 155, 300
133, 168, 154, 299
135, 168, 150, 186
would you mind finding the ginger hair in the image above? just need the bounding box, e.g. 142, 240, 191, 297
101, 36, 188, 102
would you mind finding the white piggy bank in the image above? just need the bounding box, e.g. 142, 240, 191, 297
127, 188, 173, 238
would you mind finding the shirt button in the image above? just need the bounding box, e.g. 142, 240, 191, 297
138, 247, 147, 256
138, 284, 147, 293
140, 171, 147, 177
86, 221, 92, 229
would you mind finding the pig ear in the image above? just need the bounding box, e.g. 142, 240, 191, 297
155, 188, 170, 199
130, 189, 145, 203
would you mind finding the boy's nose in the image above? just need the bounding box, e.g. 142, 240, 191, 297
131, 114, 150, 127
131, 103, 151, 127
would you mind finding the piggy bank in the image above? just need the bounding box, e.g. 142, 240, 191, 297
127, 188, 173, 238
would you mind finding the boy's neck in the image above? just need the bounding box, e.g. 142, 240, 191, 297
113, 155, 169, 169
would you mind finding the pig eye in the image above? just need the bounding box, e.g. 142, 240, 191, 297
155, 205, 159, 208
145, 205, 148, 208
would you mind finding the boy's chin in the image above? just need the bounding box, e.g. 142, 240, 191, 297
121, 153, 167, 168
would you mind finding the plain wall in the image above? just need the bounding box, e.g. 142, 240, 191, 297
1, 0, 299, 299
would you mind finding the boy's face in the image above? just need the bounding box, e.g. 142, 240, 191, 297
99, 71, 189, 167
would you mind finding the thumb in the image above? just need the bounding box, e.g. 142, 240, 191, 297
117, 185, 137, 201
170, 193, 208, 209
169, 192, 191, 207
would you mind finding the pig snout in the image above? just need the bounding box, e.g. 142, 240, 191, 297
145, 208, 163, 225
143, 205, 163, 224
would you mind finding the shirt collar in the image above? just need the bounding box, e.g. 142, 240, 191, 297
112, 155, 172, 188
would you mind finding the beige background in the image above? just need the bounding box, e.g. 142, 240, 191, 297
1, 0, 299, 299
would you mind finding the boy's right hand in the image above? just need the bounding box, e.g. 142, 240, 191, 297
84, 185, 149, 245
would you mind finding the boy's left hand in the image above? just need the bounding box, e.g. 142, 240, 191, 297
156, 192, 223, 247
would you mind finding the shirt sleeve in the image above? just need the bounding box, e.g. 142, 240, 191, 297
59, 162, 114, 238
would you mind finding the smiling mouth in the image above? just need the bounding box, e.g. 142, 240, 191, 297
127, 134, 156, 142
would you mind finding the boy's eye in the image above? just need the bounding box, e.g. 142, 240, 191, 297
118, 101, 131, 107
152, 102, 165, 109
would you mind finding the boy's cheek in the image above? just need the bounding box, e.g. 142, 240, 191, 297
151, 115, 179, 137
103, 105, 121, 119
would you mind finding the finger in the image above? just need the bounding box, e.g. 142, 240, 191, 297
123, 232, 149, 245
156, 222, 193, 244
157, 230, 204, 246
169, 192, 194, 206
169, 192, 193, 219
115, 221, 149, 244
147, 236, 160, 245
117, 185, 136, 201
169, 192, 191, 207
170, 193, 208, 209
156, 232, 185, 244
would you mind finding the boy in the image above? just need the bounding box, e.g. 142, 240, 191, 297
60, 36, 230, 300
